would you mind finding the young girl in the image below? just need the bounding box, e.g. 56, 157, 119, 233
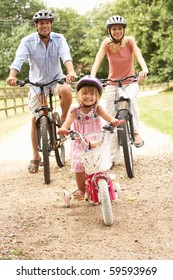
58, 75, 120, 200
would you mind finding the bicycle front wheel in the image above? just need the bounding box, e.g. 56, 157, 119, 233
98, 179, 113, 226
118, 110, 134, 178
53, 112, 65, 167
41, 116, 50, 184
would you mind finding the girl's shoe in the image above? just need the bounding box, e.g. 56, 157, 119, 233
72, 190, 85, 202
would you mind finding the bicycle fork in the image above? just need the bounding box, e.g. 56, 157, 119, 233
85, 172, 115, 204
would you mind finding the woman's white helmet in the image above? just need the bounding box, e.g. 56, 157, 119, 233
106, 15, 126, 29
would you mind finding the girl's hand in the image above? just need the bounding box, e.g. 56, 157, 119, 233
58, 127, 69, 135
110, 118, 120, 127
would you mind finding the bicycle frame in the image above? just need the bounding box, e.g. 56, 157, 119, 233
64, 124, 123, 225
17, 78, 66, 184
101, 74, 139, 178
114, 86, 135, 145
35, 89, 55, 152
85, 171, 115, 204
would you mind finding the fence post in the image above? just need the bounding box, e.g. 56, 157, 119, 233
3, 89, 8, 117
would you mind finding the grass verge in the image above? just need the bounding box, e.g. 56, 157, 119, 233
138, 88, 173, 140
1, 88, 173, 141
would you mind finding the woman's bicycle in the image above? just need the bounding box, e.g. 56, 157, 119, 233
101, 74, 140, 178
17, 78, 66, 184
63, 122, 124, 226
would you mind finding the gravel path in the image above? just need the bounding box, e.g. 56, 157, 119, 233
0, 96, 173, 260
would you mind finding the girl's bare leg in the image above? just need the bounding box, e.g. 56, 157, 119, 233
75, 171, 85, 194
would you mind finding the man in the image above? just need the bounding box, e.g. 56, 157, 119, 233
7, 10, 76, 173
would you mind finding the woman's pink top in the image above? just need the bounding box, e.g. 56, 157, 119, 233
103, 36, 135, 84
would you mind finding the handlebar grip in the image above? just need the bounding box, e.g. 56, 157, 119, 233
102, 124, 114, 133
64, 130, 70, 135
16, 80, 25, 87
58, 129, 70, 136
118, 119, 125, 126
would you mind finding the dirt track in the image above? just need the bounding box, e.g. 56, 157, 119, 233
0, 118, 173, 260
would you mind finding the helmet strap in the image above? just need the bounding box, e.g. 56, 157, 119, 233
108, 35, 124, 45
70, 103, 96, 113
38, 32, 50, 39
108, 27, 125, 45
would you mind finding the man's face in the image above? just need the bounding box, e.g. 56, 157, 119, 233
36, 19, 52, 37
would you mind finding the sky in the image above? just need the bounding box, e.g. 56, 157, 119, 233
43, 0, 111, 15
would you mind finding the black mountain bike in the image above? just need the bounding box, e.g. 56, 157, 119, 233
101, 74, 139, 178
17, 78, 65, 184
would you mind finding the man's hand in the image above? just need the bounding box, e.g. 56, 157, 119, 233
7, 77, 17, 86
66, 72, 76, 83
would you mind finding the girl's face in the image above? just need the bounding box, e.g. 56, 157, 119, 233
110, 24, 124, 40
79, 87, 97, 106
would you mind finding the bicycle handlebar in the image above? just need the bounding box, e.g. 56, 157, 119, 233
101, 74, 138, 83
100, 73, 150, 87
16, 78, 66, 88
64, 120, 125, 147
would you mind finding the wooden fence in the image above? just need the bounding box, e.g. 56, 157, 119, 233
139, 80, 172, 92
0, 87, 29, 117
0, 80, 173, 117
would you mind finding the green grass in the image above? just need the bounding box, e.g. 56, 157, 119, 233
138, 88, 173, 140
1, 88, 173, 141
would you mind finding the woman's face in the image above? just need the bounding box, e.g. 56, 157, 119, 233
110, 24, 124, 40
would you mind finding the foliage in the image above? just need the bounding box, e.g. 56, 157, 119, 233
0, 0, 43, 80
0, 0, 173, 82
114, 0, 173, 81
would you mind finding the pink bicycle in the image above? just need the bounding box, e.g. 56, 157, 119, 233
63, 122, 124, 226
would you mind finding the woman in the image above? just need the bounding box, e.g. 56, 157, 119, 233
91, 15, 149, 165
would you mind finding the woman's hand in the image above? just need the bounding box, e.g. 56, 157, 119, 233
138, 71, 148, 81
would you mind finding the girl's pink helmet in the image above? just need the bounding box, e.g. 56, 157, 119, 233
76, 75, 102, 96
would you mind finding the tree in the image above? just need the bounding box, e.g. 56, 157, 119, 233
0, 0, 44, 79
0, 0, 173, 82
113, 0, 173, 81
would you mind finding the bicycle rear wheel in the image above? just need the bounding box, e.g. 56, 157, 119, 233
53, 112, 65, 167
98, 179, 113, 226
118, 110, 134, 178
41, 116, 51, 184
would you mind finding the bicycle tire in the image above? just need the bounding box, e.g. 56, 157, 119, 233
118, 110, 134, 178
98, 179, 113, 226
53, 112, 65, 167
41, 116, 50, 184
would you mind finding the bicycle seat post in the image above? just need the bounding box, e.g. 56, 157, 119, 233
118, 80, 122, 87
